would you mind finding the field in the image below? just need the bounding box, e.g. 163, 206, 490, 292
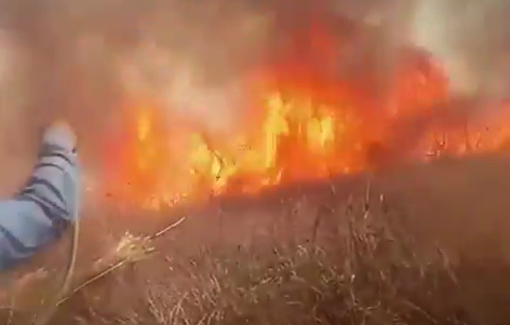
2, 152, 510, 325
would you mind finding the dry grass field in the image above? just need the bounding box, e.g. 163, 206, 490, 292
0, 152, 510, 324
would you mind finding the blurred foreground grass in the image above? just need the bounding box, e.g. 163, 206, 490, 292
0, 189, 506, 325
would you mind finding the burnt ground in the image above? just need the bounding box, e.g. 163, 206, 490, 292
2, 152, 510, 324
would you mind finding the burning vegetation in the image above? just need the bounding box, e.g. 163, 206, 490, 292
103, 20, 510, 210
5, 2, 510, 325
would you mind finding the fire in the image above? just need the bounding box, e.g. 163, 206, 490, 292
188, 92, 363, 195
104, 25, 510, 210
108, 89, 371, 208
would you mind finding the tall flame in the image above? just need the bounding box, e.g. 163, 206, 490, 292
103, 25, 510, 210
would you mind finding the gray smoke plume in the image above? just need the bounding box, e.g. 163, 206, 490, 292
409, 0, 510, 101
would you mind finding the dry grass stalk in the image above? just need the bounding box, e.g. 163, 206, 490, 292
56, 216, 186, 308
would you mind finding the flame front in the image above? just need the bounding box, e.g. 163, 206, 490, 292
104, 25, 510, 210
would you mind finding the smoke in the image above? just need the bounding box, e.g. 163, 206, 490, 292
0, 1, 376, 167
0, 0, 509, 187
336, 0, 510, 162
0, 0, 279, 177
409, 0, 510, 101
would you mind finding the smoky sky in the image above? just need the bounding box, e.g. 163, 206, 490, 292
410, 0, 510, 100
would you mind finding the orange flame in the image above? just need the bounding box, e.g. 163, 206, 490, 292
103, 25, 510, 210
